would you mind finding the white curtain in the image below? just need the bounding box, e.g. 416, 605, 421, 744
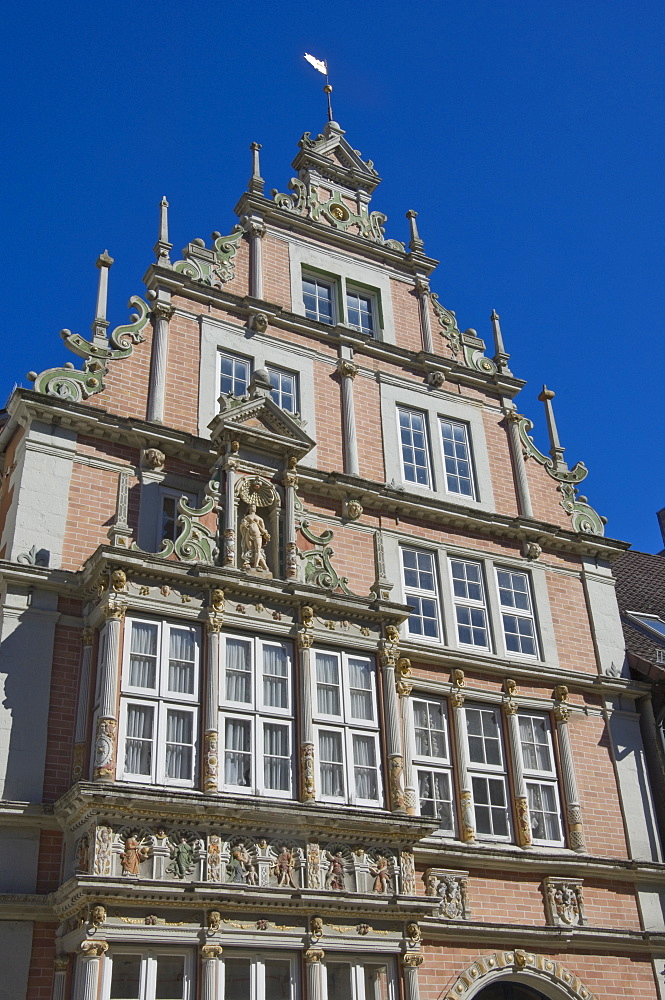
225, 640, 251, 703
319, 731, 344, 796
168, 628, 195, 695
263, 645, 288, 709
263, 723, 290, 791
316, 653, 340, 716
225, 718, 251, 785
348, 658, 373, 721
353, 734, 377, 799
124, 704, 153, 775
165, 709, 193, 780
128, 622, 158, 688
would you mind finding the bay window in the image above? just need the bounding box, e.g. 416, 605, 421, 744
102, 950, 192, 1000
222, 953, 299, 1000
518, 711, 565, 845
412, 695, 455, 834
220, 634, 294, 798
325, 957, 395, 1000
313, 649, 382, 806
118, 619, 200, 786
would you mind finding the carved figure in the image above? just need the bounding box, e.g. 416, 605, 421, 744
546, 880, 584, 926
75, 834, 90, 874
310, 915, 323, 939
385, 624, 400, 643
111, 569, 127, 592
94, 825, 113, 876
406, 922, 421, 947
369, 854, 391, 894
272, 845, 297, 888
400, 850, 417, 896
344, 499, 363, 520
142, 447, 165, 470
240, 504, 270, 572
210, 588, 225, 612
229, 842, 258, 885
207, 910, 222, 932
324, 850, 346, 891
307, 841, 321, 888
207, 835, 222, 882
167, 835, 195, 880
120, 835, 150, 876
90, 904, 106, 926
145, 914, 158, 925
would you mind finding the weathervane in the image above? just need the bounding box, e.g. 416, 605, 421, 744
304, 53, 334, 122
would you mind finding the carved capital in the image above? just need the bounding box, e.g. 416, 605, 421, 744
503, 698, 518, 716
206, 615, 224, 634
201, 944, 223, 961
337, 359, 358, 380
104, 601, 127, 621
402, 953, 424, 968
305, 948, 325, 964
298, 630, 314, 650
245, 220, 266, 239
554, 703, 570, 724
54, 957, 69, 972
450, 690, 465, 709
80, 940, 108, 958
152, 302, 175, 322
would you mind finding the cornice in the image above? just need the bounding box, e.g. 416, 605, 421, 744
0, 801, 60, 830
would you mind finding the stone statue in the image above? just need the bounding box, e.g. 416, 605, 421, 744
240, 504, 270, 573
228, 842, 258, 885
272, 846, 297, 888
120, 835, 150, 877
324, 850, 346, 891
369, 854, 391, 894
167, 835, 195, 880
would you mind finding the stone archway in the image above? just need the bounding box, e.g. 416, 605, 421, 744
444, 950, 598, 1000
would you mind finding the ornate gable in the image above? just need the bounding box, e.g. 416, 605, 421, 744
292, 120, 381, 196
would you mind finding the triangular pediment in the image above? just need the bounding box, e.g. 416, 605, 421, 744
292, 121, 381, 195
208, 393, 315, 457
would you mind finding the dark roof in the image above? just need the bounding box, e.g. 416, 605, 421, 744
614, 549, 665, 672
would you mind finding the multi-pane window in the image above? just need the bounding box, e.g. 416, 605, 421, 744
303, 276, 334, 324
465, 705, 510, 839
118, 619, 200, 786
159, 489, 197, 544
346, 289, 375, 336
518, 712, 564, 845
397, 407, 431, 486
220, 635, 293, 797
325, 958, 395, 1000
496, 569, 538, 657
312, 649, 382, 806
219, 351, 251, 398
222, 952, 299, 1000
267, 365, 298, 413
440, 419, 475, 498
412, 696, 454, 834
450, 559, 490, 650
103, 950, 193, 1000
401, 548, 441, 640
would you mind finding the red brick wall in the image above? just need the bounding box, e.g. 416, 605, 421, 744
42, 623, 81, 802
25, 923, 56, 1000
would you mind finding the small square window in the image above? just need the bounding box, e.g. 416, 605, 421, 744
219, 351, 251, 398
267, 366, 298, 413
303, 276, 334, 324
346, 289, 375, 336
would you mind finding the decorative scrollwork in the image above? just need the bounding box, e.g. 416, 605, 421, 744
173, 227, 243, 287
134, 480, 220, 563
299, 520, 357, 596
431, 294, 462, 358
30, 297, 149, 403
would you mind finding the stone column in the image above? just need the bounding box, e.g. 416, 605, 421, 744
283, 459, 299, 579
223, 457, 237, 567
451, 689, 476, 843
397, 661, 417, 816
415, 278, 434, 354
93, 602, 126, 782
337, 359, 360, 477
504, 408, 534, 519
147, 299, 174, 424
305, 948, 325, 1000
52, 957, 69, 1000
245, 219, 266, 300
503, 691, 533, 848
379, 642, 406, 813
554, 692, 586, 853
299, 623, 316, 802
74, 942, 107, 1000
402, 953, 423, 1000
200, 944, 222, 1000
72, 628, 94, 783
203, 603, 223, 793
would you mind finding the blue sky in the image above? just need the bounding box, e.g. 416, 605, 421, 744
0, 0, 663, 550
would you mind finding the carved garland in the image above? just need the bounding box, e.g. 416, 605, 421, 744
30, 297, 150, 403
445, 951, 598, 1000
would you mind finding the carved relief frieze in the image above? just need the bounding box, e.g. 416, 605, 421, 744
543, 877, 585, 927
425, 868, 470, 920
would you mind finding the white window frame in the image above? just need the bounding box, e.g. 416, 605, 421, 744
439, 417, 476, 499
397, 406, 432, 488
218, 349, 252, 399
117, 618, 200, 787
266, 364, 299, 414
464, 703, 512, 842
302, 273, 336, 325
100, 948, 194, 1000
518, 711, 565, 847
449, 558, 491, 651
412, 695, 455, 835
312, 649, 383, 807
219, 633, 294, 799
400, 547, 442, 642
323, 955, 397, 1000
345, 285, 378, 337
495, 568, 539, 659
220, 951, 300, 1000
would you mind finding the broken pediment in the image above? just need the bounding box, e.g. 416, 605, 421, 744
292, 120, 381, 196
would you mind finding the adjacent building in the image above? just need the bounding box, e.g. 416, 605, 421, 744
1, 114, 664, 1000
